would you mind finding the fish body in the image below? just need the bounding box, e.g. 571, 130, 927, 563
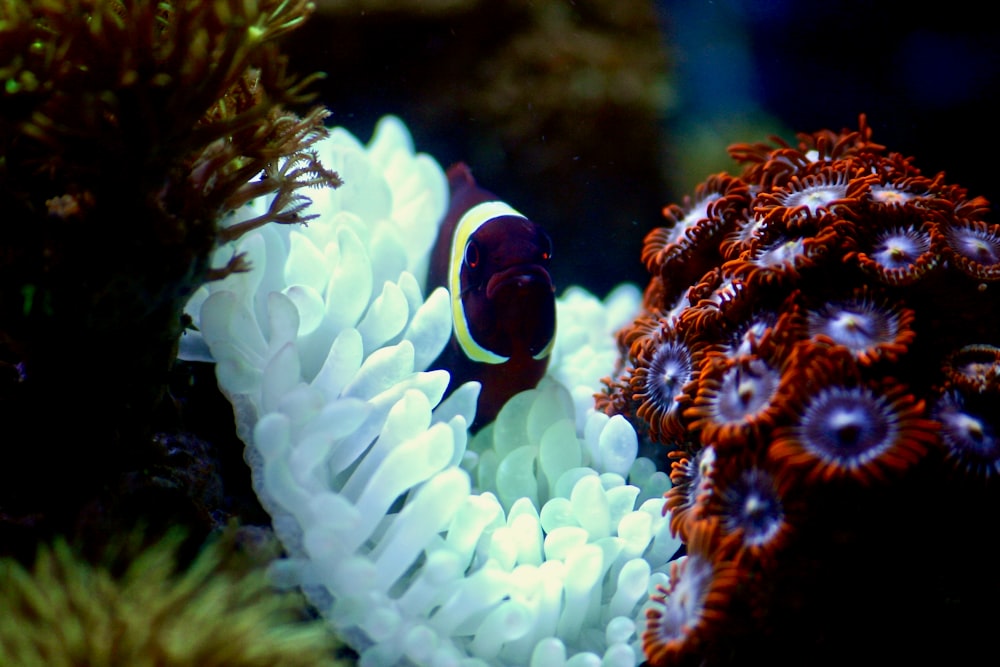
428, 163, 556, 429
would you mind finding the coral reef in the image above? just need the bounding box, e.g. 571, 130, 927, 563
0, 0, 339, 550
4, 3, 995, 664
597, 116, 1000, 665
0, 530, 350, 667
182, 116, 690, 666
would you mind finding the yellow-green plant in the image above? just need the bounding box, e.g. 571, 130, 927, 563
0, 530, 354, 667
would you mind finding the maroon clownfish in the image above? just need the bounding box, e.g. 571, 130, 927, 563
428, 163, 556, 430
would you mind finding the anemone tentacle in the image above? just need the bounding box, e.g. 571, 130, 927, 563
182, 116, 681, 667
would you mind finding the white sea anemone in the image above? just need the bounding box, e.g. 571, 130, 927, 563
181, 116, 678, 667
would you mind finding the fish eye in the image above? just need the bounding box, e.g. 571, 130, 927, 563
464, 239, 480, 268
539, 229, 553, 261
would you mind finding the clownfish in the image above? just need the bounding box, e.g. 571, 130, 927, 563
428, 163, 556, 430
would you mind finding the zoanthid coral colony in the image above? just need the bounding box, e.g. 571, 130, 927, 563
182, 116, 674, 666
600, 116, 999, 666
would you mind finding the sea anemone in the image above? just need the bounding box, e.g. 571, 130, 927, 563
182, 117, 684, 666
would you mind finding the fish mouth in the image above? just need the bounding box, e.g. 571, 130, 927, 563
485, 264, 553, 299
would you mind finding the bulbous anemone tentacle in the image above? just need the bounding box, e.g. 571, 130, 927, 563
184, 116, 671, 667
